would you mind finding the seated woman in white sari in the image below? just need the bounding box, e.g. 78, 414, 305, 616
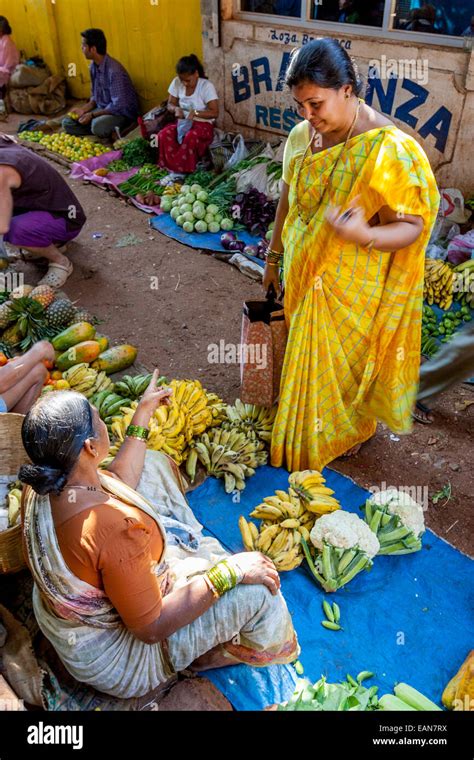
19, 371, 298, 699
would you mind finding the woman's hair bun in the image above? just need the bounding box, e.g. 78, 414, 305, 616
19, 463, 69, 496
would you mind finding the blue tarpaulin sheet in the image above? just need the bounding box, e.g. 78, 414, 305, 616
150, 215, 264, 267
187, 465, 474, 711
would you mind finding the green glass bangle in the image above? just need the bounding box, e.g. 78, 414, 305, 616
206, 561, 238, 597
126, 424, 149, 441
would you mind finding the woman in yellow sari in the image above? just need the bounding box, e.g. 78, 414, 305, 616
264, 39, 440, 472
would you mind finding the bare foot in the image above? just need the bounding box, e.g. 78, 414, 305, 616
342, 443, 362, 457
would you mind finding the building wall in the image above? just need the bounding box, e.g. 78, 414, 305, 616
0, 0, 203, 112
201, 3, 474, 192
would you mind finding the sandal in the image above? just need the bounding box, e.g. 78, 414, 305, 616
37, 260, 73, 288
412, 402, 434, 424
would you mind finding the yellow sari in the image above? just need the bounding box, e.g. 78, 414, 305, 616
271, 121, 440, 472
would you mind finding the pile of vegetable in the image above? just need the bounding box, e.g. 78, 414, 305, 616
106, 158, 131, 172
19, 131, 108, 161
186, 169, 215, 187
277, 674, 441, 711
277, 671, 380, 711
120, 137, 156, 168
230, 189, 277, 238
219, 227, 273, 258
161, 182, 235, 233
118, 165, 169, 205
362, 488, 425, 555
422, 304, 471, 357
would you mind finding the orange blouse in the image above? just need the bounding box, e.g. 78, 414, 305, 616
55, 502, 164, 630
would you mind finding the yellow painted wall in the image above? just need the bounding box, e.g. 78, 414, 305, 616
0, 0, 203, 111
0, 0, 61, 74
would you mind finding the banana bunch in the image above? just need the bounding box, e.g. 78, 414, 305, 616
6, 486, 22, 527
223, 399, 277, 443
62, 363, 99, 397
162, 183, 182, 196
239, 492, 309, 571
288, 470, 341, 515
171, 379, 217, 440
114, 373, 164, 400
453, 259, 474, 308
205, 391, 227, 428
91, 390, 133, 427
108, 398, 189, 465
424, 259, 455, 310
188, 427, 267, 492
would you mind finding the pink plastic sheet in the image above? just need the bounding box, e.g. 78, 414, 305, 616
70, 151, 163, 215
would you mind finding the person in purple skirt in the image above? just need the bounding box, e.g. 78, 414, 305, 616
0, 134, 86, 288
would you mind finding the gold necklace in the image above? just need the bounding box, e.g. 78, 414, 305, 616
296, 99, 361, 225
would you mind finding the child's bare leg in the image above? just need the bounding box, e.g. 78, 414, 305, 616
2, 363, 47, 413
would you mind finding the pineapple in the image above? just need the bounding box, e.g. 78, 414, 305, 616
10, 284, 35, 300
30, 285, 56, 309
6, 297, 55, 351
1, 323, 24, 349
70, 307, 97, 325
0, 301, 13, 330
45, 299, 76, 330
0, 341, 12, 359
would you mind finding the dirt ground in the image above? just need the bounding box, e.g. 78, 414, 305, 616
1, 115, 472, 713
11, 160, 472, 556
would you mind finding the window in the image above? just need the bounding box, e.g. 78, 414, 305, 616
240, 0, 302, 16
237, 0, 471, 44
393, 1, 474, 37
312, 1, 385, 28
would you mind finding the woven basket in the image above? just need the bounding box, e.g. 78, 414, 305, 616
0, 413, 29, 574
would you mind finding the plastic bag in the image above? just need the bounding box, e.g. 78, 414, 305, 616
177, 118, 193, 144
224, 134, 249, 170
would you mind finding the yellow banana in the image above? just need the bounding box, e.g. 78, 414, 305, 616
268, 529, 289, 557
248, 522, 259, 544
239, 516, 255, 551
280, 518, 301, 529
256, 524, 280, 552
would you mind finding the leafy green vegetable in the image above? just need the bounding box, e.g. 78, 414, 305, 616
432, 483, 452, 506
121, 138, 156, 168
278, 673, 380, 712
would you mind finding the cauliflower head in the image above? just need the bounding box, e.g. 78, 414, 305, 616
310, 511, 380, 558
369, 489, 425, 537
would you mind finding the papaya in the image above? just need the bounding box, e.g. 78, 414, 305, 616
55, 341, 101, 371
96, 334, 109, 352
52, 322, 96, 351
442, 651, 474, 710
91, 345, 138, 375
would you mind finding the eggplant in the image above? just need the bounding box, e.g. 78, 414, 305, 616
228, 240, 246, 252
220, 232, 237, 249
243, 244, 259, 257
